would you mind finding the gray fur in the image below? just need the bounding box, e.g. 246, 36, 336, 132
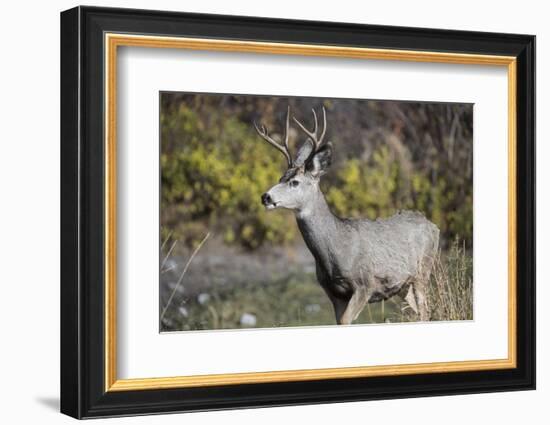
256, 108, 440, 324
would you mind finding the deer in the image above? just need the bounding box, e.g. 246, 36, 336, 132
254, 106, 440, 325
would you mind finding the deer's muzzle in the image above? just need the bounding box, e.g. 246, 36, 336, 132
261, 192, 277, 209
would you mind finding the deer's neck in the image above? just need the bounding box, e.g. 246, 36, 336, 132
295, 188, 341, 269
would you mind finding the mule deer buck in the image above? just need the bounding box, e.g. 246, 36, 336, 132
255, 106, 439, 324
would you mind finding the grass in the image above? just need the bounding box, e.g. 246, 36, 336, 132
160, 239, 473, 332
427, 240, 473, 321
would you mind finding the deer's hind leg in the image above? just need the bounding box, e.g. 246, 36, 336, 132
413, 283, 429, 321
403, 284, 418, 315
413, 255, 436, 321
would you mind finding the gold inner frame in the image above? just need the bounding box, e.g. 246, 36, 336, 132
104, 33, 517, 392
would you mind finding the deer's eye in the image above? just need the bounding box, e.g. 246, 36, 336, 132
290, 180, 300, 187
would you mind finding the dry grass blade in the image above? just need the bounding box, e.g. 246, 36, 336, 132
160, 239, 177, 272
160, 230, 173, 251
160, 232, 211, 323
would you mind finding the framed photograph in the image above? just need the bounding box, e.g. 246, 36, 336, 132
60, 6, 535, 419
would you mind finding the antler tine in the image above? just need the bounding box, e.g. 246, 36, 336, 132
319, 106, 327, 145
293, 114, 316, 144
293, 106, 327, 152
283, 106, 291, 157
312, 108, 318, 139
253, 117, 293, 167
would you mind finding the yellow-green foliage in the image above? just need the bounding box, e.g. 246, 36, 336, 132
161, 101, 473, 249
161, 105, 294, 249
326, 146, 399, 219
407, 168, 473, 244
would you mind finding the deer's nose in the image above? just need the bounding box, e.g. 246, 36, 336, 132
261, 193, 272, 206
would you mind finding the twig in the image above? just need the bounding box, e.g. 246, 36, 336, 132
160, 232, 210, 322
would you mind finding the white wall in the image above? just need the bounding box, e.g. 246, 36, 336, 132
0, 1, 545, 424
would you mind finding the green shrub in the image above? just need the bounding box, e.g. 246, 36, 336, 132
161, 105, 295, 249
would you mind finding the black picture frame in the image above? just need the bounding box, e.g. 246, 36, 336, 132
60, 5, 535, 419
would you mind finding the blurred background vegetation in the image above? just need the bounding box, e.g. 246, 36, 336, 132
160, 93, 473, 332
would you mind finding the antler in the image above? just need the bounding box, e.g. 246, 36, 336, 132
254, 106, 292, 167
293, 106, 327, 155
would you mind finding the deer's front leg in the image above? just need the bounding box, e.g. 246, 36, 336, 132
338, 285, 368, 325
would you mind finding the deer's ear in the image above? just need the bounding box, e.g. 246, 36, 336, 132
307, 142, 333, 177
